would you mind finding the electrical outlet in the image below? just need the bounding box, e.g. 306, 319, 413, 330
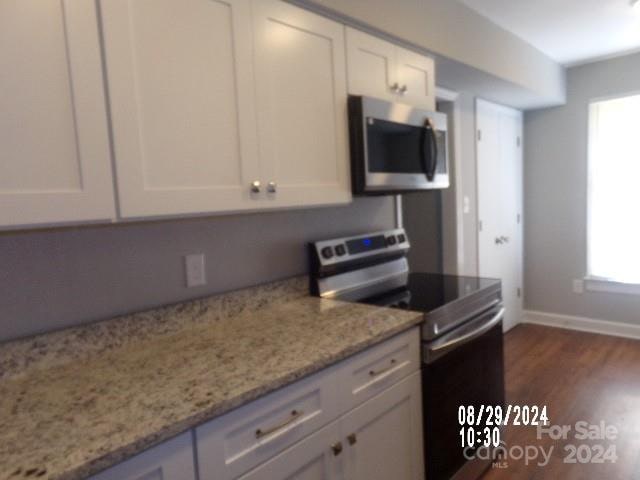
185, 254, 206, 287
573, 279, 584, 294
463, 196, 471, 214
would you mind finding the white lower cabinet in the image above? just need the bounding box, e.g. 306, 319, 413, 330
237, 422, 343, 480
236, 372, 423, 480
342, 372, 424, 480
90, 432, 196, 480
197, 327, 422, 480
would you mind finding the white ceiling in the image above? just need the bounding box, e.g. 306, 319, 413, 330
459, 0, 640, 66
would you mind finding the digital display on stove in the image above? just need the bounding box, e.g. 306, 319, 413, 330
346, 235, 386, 254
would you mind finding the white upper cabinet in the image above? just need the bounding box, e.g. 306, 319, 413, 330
0, 0, 115, 228
346, 28, 398, 103
395, 48, 436, 111
102, 0, 350, 219
346, 28, 435, 111
252, 0, 351, 208
100, 0, 261, 218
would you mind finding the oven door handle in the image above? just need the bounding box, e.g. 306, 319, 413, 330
426, 307, 505, 360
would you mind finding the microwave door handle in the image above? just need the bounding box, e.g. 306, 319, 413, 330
425, 118, 438, 181
419, 124, 430, 178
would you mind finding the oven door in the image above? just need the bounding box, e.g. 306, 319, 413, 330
349, 95, 449, 194
422, 306, 506, 480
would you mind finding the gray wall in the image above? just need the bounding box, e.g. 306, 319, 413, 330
0, 198, 395, 342
524, 52, 640, 324
402, 191, 443, 274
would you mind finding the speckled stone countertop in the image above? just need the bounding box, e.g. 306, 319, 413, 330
0, 277, 423, 480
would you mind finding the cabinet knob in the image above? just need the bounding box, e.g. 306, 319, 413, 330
331, 442, 343, 456
347, 433, 357, 446
267, 181, 277, 193
399, 85, 408, 95
250, 180, 261, 193
390, 82, 400, 93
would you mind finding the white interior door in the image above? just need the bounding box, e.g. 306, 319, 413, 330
476, 99, 523, 332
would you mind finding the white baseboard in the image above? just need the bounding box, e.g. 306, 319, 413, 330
523, 310, 640, 340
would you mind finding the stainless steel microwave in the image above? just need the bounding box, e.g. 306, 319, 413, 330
348, 95, 449, 194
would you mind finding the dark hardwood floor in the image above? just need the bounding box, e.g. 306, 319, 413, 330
481, 324, 640, 480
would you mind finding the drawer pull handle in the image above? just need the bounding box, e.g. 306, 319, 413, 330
255, 409, 303, 439
347, 433, 357, 446
332, 442, 343, 456
369, 359, 397, 377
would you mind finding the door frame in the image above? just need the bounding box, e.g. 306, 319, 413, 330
436, 86, 464, 275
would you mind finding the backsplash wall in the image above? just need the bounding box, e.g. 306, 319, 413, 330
0, 197, 395, 342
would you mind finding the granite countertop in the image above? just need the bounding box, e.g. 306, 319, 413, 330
0, 277, 423, 480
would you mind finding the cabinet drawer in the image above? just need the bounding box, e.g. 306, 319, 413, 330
339, 327, 420, 412
196, 366, 338, 480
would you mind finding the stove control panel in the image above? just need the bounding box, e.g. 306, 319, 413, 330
310, 228, 410, 274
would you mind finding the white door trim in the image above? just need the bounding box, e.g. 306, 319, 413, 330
435, 86, 459, 102
523, 310, 640, 340
436, 86, 464, 274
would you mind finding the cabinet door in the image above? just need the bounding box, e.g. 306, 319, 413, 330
100, 0, 260, 218
252, 0, 351, 208
342, 372, 424, 480
396, 47, 436, 111
237, 422, 342, 480
0, 0, 115, 228
90, 432, 196, 480
345, 27, 398, 102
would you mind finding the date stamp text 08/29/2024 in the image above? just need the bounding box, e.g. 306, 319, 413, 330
457, 405, 619, 468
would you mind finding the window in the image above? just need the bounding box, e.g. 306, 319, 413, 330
588, 93, 640, 284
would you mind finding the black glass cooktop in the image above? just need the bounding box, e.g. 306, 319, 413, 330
361, 272, 501, 313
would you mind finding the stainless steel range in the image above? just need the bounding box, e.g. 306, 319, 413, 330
310, 228, 506, 480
